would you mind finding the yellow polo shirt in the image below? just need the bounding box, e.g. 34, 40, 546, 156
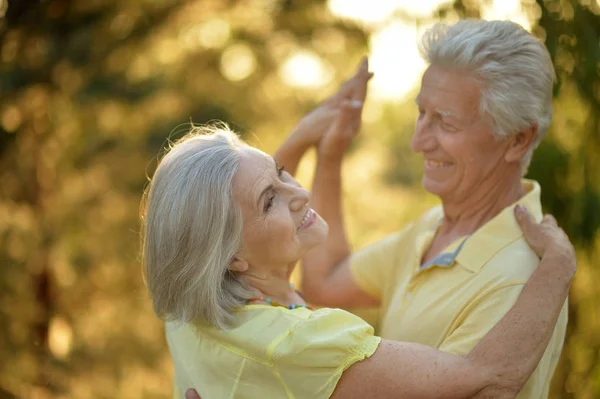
350, 180, 568, 399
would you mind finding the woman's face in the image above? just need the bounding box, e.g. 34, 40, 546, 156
232, 146, 328, 272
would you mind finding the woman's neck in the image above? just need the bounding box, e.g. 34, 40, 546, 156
242, 262, 300, 304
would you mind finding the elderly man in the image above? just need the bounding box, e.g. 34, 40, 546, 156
298, 20, 567, 399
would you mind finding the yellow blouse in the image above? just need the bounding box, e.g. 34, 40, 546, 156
166, 305, 381, 399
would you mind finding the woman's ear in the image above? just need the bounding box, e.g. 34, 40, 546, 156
229, 256, 249, 273
505, 124, 538, 164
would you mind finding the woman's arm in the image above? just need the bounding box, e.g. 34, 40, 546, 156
330, 208, 576, 399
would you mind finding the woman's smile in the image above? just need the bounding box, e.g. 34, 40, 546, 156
297, 208, 316, 231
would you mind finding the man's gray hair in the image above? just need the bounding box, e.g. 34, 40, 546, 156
141, 123, 251, 329
420, 20, 555, 175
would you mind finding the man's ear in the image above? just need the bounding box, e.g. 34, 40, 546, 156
505, 124, 538, 164
229, 256, 249, 273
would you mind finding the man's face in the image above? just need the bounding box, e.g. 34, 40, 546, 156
411, 64, 514, 205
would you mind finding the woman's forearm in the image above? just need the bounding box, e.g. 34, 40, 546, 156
467, 250, 574, 396
301, 155, 350, 302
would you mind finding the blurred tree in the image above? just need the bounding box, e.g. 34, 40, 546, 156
0, 0, 370, 397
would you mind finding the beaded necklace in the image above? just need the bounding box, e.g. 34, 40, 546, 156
246, 282, 311, 310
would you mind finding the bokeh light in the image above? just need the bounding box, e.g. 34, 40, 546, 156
280, 50, 334, 88
220, 43, 257, 82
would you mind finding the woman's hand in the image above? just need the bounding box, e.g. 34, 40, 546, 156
514, 205, 577, 278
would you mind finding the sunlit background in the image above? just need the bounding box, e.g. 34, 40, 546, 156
0, 0, 598, 398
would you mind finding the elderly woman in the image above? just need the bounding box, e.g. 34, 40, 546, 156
296, 20, 568, 399
142, 113, 575, 399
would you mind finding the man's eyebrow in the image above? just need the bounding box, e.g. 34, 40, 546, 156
435, 108, 456, 118
257, 184, 273, 209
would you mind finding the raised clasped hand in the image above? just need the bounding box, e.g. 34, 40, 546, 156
290, 57, 373, 156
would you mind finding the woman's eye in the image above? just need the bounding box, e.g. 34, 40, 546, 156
265, 195, 275, 212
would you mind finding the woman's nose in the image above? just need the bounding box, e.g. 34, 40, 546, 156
289, 186, 310, 212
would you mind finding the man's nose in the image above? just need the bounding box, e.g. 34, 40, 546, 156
411, 117, 436, 153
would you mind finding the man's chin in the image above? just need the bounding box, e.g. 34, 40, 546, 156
422, 179, 448, 198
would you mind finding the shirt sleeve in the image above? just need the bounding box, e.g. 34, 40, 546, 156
349, 229, 411, 300
272, 308, 381, 399
439, 284, 568, 399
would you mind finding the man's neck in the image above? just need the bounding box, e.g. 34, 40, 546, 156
440, 177, 526, 238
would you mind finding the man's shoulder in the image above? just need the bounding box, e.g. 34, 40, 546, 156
477, 237, 540, 284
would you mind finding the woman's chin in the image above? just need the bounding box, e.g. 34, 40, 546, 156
295, 217, 329, 255
306, 229, 329, 249
311, 218, 329, 242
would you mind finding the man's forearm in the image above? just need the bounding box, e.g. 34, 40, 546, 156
302, 155, 350, 301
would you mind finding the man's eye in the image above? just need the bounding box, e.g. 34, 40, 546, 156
442, 122, 458, 132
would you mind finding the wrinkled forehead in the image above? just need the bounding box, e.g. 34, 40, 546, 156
232, 146, 274, 207
417, 65, 482, 119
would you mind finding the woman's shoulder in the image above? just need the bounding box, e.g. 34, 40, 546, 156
271, 307, 381, 398
166, 306, 376, 359
274, 307, 378, 353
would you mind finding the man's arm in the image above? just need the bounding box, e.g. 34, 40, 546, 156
301, 153, 381, 308
299, 60, 385, 308
283, 59, 381, 308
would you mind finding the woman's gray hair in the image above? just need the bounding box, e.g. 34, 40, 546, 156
420, 20, 555, 175
141, 123, 252, 329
